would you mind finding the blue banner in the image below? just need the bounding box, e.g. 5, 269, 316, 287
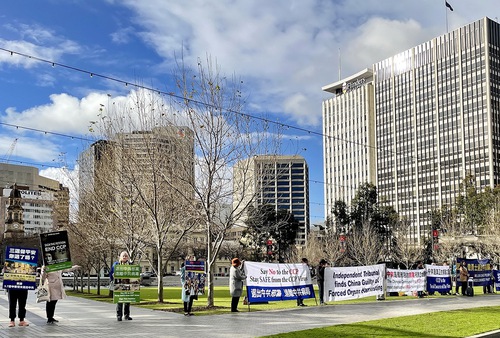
426, 276, 452, 293
245, 261, 315, 303
494, 270, 500, 292
247, 284, 315, 302
456, 258, 492, 287
3, 246, 39, 290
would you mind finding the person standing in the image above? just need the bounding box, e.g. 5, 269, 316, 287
416, 261, 425, 298
7, 289, 29, 327
297, 258, 313, 306
229, 258, 246, 312
42, 265, 80, 324
316, 259, 327, 305
459, 261, 469, 296
111, 251, 133, 321
180, 263, 196, 316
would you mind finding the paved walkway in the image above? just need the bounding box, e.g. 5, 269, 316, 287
0, 290, 499, 337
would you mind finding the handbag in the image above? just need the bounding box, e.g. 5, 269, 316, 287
36, 279, 50, 303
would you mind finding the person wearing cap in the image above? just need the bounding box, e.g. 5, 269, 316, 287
316, 259, 327, 305
229, 258, 246, 312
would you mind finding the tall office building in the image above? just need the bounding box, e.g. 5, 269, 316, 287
233, 155, 309, 245
0, 163, 70, 235
79, 126, 195, 207
322, 69, 377, 222
78, 126, 195, 272
323, 17, 500, 243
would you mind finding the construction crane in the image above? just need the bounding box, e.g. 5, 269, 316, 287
4, 138, 18, 163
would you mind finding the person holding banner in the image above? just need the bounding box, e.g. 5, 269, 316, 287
111, 251, 133, 321
180, 262, 196, 316
316, 259, 327, 305
41, 264, 80, 324
229, 258, 246, 312
297, 258, 313, 306
7, 289, 29, 327
458, 261, 469, 296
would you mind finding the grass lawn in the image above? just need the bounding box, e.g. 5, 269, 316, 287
67, 286, 500, 337
263, 306, 500, 338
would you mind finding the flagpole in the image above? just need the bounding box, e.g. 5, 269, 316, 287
338, 48, 341, 81
445, 1, 449, 33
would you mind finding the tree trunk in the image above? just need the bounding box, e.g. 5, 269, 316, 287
87, 273, 91, 293
97, 260, 101, 295
206, 220, 214, 307
157, 248, 164, 302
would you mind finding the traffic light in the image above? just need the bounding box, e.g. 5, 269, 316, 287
432, 229, 439, 242
432, 229, 439, 251
266, 239, 273, 256
339, 233, 346, 253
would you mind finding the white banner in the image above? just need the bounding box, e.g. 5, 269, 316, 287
244, 261, 314, 302
324, 264, 385, 302
425, 264, 450, 277
386, 269, 426, 293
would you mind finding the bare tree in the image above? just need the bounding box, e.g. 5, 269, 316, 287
173, 56, 282, 307
294, 230, 346, 267
346, 221, 386, 266
392, 218, 424, 268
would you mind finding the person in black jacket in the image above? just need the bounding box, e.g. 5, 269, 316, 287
316, 259, 327, 305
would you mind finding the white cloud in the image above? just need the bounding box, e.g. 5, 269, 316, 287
40, 165, 80, 220
113, 0, 497, 128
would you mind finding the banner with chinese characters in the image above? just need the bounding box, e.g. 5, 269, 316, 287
386, 268, 426, 293
457, 258, 492, 287
184, 260, 206, 296
113, 265, 141, 303
425, 265, 451, 294
40, 230, 72, 272
324, 264, 385, 302
244, 261, 315, 303
3, 246, 39, 290
494, 270, 500, 292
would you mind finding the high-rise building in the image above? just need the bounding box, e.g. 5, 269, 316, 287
78, 126, 195, 272
322, 69, 377, 220
0, 163, 70, 236
233, 155, 309, 245
79, 126, 195, 199
323, 17, 500, 243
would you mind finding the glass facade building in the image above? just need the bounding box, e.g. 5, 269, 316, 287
234, 155, 309, 245
323, 17, 500, 243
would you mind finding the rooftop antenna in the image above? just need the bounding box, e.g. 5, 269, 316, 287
338, 48, 342, 81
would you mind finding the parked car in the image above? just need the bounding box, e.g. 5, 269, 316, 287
140, 272, 156, 278
62, 271, 74, 277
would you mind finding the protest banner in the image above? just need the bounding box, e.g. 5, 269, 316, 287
113, 264, 141, 303
494, 270, 500, 292
244, 261, 315, 303
3, 246, 39, 290
386, 268, 426, 293
184, 260, 206, 296
457, 258, 491, 287
324, 264, 385, 302
40, 230, 72, 272
425, 265, 451, 294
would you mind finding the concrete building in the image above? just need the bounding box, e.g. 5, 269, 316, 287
233, 155, 309, 245
322, 69, 377, 219
0, 163, 69, 236
322, 17, 500, 244
78, 126, 196, 273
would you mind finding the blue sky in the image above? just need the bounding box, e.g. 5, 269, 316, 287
0, 0, 498, 224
